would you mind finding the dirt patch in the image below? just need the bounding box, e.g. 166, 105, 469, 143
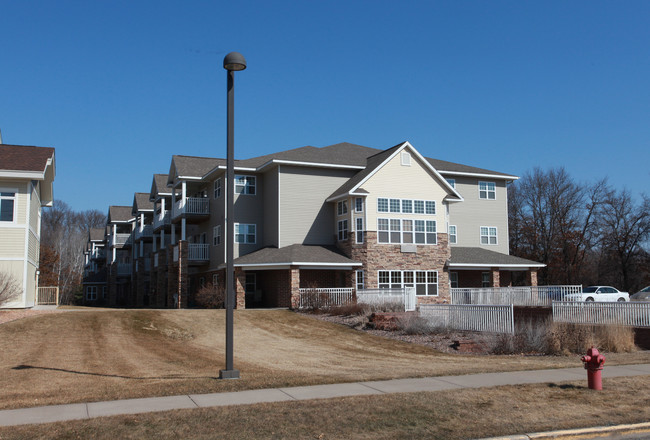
0, 309, 64, 325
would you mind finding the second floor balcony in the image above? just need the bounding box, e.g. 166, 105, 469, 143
117, 262, 132, 276
109, 233, 132, 249
172, 197, 209, 222
153, 210, 171, 231
134, 224, 153, 241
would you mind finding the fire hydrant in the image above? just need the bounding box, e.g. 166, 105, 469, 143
581, 346, 605, 390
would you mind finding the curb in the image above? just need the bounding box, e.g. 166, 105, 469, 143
479, 421, 650, 439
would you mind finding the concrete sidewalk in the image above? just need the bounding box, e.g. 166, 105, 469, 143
1, 363, 649, 427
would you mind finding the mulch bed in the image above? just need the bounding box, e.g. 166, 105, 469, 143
299, 311, 498, 355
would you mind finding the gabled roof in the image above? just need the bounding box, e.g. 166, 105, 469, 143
149, 174, 174, 201
0, 144, 56, 206
327, 141, 462, 201
107, 206, 134, 224
89, 228, 105, 242
168, 155, 223, 185
233, 244, 361, 268
449, 247, 546, 269
132, 193, 154, 214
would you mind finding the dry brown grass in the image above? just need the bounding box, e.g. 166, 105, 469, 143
2, 376, 650, 439
0, 308, 648, 412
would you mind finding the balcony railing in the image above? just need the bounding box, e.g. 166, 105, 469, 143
172, 197, 209, 220
188, 243, 209, 261
153, 210, 171, 230
134, 224, 153, 241
91, 248, 105, 260
109, 233, 132, 248
117, 263, 132, 276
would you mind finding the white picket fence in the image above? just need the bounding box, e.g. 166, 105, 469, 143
419, 304, 515, 334
356, 288, 417, 311
552, 301, 650, 328
451, 285, 582, 306
298, 288, 355, 309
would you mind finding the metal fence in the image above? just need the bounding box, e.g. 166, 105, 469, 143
298, 288, 355, 309
552, 301, 650, 328
356, 288, 417, 311
419, 304, 515, 334
37, 287, 59, 305
451, 285, 582, 306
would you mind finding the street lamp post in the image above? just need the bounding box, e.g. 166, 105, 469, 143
219, 52, 246, 380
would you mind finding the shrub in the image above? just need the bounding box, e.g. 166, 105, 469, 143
195, 283, 225, 309
397, 314, 436, 335
329, 303, 368, 316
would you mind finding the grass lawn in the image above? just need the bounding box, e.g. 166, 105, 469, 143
0, 308, 648, 413
1, 376, 650, 439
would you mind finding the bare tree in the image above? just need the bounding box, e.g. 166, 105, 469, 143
597, 190, 650, 291
0, 271, 21, 306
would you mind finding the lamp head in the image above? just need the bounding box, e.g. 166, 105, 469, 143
223, 52, 247, 71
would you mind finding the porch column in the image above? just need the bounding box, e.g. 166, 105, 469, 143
161, 230, 165, 248
491, 267, 500, 288
289, 266, 301, 309
153, 233, 157, 252
181, 218, 186, 241
526, 269, 538, 287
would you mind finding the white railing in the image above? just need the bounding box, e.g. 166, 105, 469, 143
134, 224, 153, 240
188, 243, 209, 261
37, 287, 59, 305
109, 233, 132, 248
298, 288, 355, 309
173, 246, 179, 262
451, 285, 582, 306
117, 263, 132, 276
420, 304, 515, 334
553, 301, 650, 328
153, 210, 170, 230
91, 248, 105, 260
356, 288, 417, 312
154, 253, 159, 268
172, 197, 209, 219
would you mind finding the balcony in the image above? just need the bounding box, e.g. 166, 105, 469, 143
153, 210, 171, 231
188, 243, 209, 263
134, 224, 153, 241
90, 248, 105, 260
109, 233, 132, 249
117, 263, 132, 276
172, 197, 209, 221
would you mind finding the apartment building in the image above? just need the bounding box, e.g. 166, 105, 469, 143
83, 141, 543, 309
0, 144, 56, 308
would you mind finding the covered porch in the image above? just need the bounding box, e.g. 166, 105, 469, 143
448, 247, 546, 289
233, 244, 361, 309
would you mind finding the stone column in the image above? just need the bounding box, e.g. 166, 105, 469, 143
235, 267, 246, 309
526, 269, 538, 287
491, 268, 501, 288
289, 266, 301, 309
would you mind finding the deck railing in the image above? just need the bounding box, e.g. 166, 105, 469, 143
451, 285, 582, 306
420, 304, 515, 334
188, 243, 209, 261
37, 287, 59, 305
109, 233, 132, 248
134, 224, 153, 240
153, 210, 170, 230
117, 263, 132, 276
552, 301, 650, 328
172, 197, 209, 219
298, 288, 355, 309
356, 288, 417, 311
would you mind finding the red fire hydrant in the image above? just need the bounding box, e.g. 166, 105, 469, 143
581, 346, 605, 390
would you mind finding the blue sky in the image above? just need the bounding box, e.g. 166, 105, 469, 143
1, 1, 649, 212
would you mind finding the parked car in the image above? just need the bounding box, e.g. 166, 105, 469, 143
630, 286, 650, 301
563, 286, 629, 302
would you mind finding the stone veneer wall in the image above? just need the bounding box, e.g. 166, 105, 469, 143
339, 231, 451, 304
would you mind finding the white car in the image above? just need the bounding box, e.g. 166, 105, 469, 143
564, 286, 629, 302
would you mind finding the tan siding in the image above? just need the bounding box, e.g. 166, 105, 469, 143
448, 177, 510, 254
0, 228, 26, 257
279, 166, 356, 247
233, 172, 264, 257
361, 151, 450, 231
263, 168, 279, 247
30, 181, 40, 232
0, 261, 25, 308
28, 229, 39, 263
25, 263, 37, 306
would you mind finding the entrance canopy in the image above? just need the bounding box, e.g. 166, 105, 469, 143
233, 244, 361, 270
449, 247, 545, 271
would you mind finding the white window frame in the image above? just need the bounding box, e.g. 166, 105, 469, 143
355, 197, 363, 213
378, 218, 437, 245
337, 200, 348, 216
480, 226, 498, 245
355, 217, 364, 244
479, 181, 496, 200
86, 286, 97, 301
214, 178, 222, 199
0, 190, 17, 223
401, 151, 411, 166
338, 220, 348, 241
235, 175, 256, 195
449, 225, 457, 244
213, 225, 221, 246
356, 270, 364, 290
377, 198, 388, 213
235, 223, 256, 244
450, 272, 458, 288
212, 273, 219, 286
377, 270, 438, 296
482, 272, 491, 288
